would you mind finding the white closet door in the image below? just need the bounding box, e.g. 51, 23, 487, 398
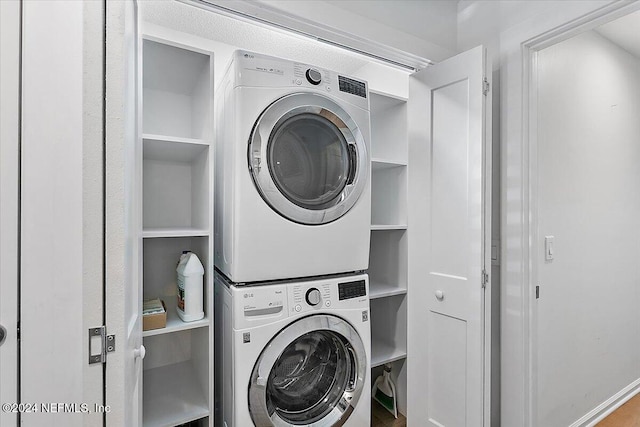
407, 45, 491, 427
20, 2, 104, 426
0, 2, 20, 425
105, 1, 143, 425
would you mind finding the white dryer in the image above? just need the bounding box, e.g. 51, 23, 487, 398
214, 272, 371, 427
215, 51, 371, 283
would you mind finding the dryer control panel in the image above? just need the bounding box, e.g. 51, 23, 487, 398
232, 50, 369, 111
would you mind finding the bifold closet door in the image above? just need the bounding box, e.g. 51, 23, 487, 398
407, 45, 492, 427
105, 1, 144, 425
20, 2, 105, 426
0, 2, 20, 425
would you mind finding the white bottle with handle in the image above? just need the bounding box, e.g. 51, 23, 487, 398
176, 251, 205, 322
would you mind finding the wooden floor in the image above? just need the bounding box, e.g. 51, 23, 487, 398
371, 399, 407, 427
596, 393, 640, 427
369, 392, 640, 426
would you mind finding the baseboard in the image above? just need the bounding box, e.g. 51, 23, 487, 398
569, 378, 640, 427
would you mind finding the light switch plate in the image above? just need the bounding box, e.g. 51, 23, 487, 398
545, 236, 554, 261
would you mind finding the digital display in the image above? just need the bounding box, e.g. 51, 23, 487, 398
338, 76, 367, 98
338, 280, 367, 300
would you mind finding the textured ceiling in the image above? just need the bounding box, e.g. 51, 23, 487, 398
140, 1, 383, 86
324, 0, 458, 52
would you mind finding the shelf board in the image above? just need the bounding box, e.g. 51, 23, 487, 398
142, 227, 210, 239
370, 89, 408, 106
371, 340, 407, 368
143, 361, 209, 427
371, 224, 407, 231
143, 134, 209, 163
369, 282, 407, 300
371, 159, 407, 171
143, 133, 208, 146
143, 296, 209, 338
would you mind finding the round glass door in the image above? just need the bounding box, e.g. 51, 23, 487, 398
249, 93, 368, 225
249, 315, 367, 427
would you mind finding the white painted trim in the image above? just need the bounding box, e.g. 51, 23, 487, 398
179, 0, 437, 70
521, 2, 640, 426
572, 379, 640, 427
482, 47, 493, 427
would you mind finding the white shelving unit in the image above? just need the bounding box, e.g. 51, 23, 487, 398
368, 89, 409, 419
140, 37, 214, 427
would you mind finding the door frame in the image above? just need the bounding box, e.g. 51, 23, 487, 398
521, 2, 640, 426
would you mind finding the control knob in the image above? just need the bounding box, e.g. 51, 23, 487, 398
305, 68, 322, 85
305, 288, 321, 306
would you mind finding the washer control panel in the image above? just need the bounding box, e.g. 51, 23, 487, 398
338, 279, 367, 300
288, 274, 369, 315
305, 288, 322, 306
291, 282, 332, 313
305, 68, 322, 85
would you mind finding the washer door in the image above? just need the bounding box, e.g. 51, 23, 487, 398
249, 315, 367, 427
248, 93, 368, 225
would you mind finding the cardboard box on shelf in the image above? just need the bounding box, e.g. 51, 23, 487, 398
143, 298, 167, 331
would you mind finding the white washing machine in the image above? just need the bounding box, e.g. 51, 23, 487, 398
215, 51, 371, 283
214, 272, 371, 427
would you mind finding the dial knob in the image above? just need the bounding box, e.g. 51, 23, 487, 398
305, 68, 322, 85
305, 288, 321, 306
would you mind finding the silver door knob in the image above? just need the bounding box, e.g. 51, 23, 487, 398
134, 345, 146, 360
435, 290, 444, 301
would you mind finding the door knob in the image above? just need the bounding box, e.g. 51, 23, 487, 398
435, 290, 444, 301
134, 345, 146, 360
0, 325, 6, 346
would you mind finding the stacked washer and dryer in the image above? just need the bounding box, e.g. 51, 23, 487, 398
214, 50, 373, 427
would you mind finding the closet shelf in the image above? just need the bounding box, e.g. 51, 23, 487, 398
142, 227, 210, 239
371, 341, 407, 368
143, 296, 209, 338
371, 158, 407, 170
369, 282, 407, 300
142, 133, 208, 145
142, 134, 209, 163
371, 224, 407, 231
369, 89, 408, 104
143, 361, 209, 427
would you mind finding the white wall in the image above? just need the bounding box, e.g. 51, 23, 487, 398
455, 1, 628, 426
536, 30, 640, 426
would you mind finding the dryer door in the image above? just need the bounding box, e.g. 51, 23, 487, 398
248, 92, 369, 225
248, 314, 367, 427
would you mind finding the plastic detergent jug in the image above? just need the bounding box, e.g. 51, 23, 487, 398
176, 251, 205, 322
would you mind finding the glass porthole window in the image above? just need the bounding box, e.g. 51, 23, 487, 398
248, 93, 368, 225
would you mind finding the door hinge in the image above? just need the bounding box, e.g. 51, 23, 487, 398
481, 269, 489, 289
483, 77, 490, 96
88, 326, 115, 365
